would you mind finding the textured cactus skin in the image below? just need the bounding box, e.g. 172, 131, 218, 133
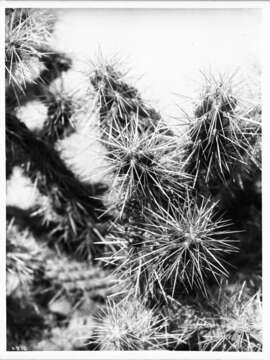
5, 9, 261, 352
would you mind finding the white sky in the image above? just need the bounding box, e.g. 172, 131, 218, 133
54, 8, 261, 119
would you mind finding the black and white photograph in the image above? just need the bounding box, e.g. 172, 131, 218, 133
3, 1, 265, 356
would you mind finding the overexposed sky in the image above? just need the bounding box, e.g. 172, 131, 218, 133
54, 8, 261, 118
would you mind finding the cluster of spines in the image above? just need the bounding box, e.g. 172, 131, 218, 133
200, 282, 262, 351
100, 116, 190, 218
100, 197, 238, 301
183, 73, 261, 193
5, 8, 55, 92
90, 60, 161, 132
40, 81, 76, 144
181, 74, 262, 275
90, 297, 174, 350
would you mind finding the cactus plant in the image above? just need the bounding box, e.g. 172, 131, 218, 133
5, 8, 261, 352
5, 9, 55, 92
200, 285, 262, 351
99, 116, 190, 217
183, 73, 261, 192
101, 196, 238, 301
90, 298, 173, 350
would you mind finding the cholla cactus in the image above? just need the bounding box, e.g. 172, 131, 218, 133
102, 196, 238, 300
90, 58, 160, 132
99, 116, 189, 217
41, 91, 75, 144
201, 284, 262, 351
39, 74, 85, 143
6, 114, 108, 260
5, 8, 261, 352
91, 298, 172, 350
5, 9, 55, 92
184, 73, 261, 191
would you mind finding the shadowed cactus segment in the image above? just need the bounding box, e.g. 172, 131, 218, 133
184, 73, 261, 189
90, 60, 161, 132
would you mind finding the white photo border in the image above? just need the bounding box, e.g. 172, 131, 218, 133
1, 2, 269, 359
